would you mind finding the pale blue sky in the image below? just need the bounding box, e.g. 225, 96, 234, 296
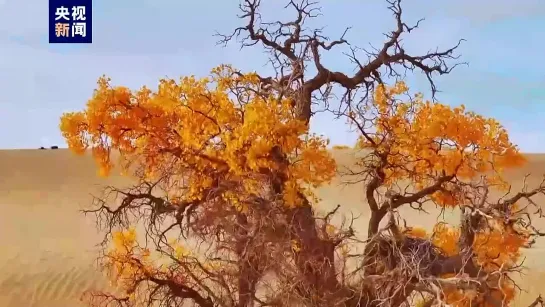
0, 0, 544, 151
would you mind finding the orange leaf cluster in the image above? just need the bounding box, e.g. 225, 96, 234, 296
60, 65, 336, 208
428, 222, 527, 306
106, 228, 153, 292
356, 82, 525, 207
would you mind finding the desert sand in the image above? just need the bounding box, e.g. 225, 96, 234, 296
1, 149, 544, 307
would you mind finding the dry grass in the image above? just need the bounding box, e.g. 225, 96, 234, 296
1, 149, 545, 306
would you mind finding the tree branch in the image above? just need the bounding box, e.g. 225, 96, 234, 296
218, 0, 464, 122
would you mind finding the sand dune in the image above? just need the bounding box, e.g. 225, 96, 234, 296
1, 149, 545, 306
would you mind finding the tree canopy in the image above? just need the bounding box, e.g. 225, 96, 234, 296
60, 0, 545, 306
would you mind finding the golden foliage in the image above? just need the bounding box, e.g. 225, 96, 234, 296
431, 223, 461, 257
355, 82, 525, 207
429, 221, 528, 306
349, 82, 530, 306
60, 65, 336, 208
403, 222, 521, 306
473, 221, 529, 269
106, 228, 152, 293
62, 72, 536, 307
442, 279, 516, 307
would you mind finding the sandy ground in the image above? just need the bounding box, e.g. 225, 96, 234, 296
1, 149, 545, 307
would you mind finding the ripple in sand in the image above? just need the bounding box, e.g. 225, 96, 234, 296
0, 252, 108, 307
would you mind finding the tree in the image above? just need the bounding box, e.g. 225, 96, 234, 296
60, 0, 545, 306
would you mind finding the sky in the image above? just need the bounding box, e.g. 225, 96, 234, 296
0, 0, 544, 151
